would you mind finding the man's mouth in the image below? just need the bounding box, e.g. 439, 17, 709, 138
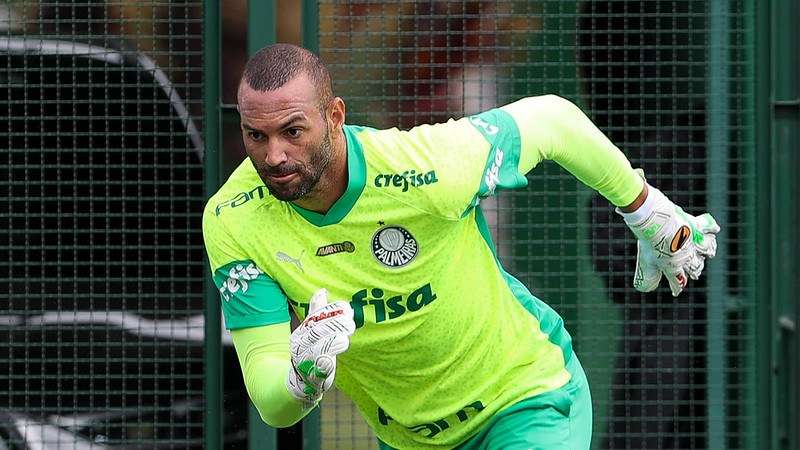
268, 171, 298, 183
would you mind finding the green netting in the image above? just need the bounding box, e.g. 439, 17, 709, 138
0, 1, 213, 448
315, 1, 754, 449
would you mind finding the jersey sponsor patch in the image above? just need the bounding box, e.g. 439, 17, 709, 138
212, 260, 290, 328
468, 109, 527, 198
482, 147, 505, 197
372, 225, 418, 267
214, 261, 265, 302
288, 282, 437, 328
316, 241, 355, 257
373, 169, 438, 192
214, 185, 268, 216
377, 400, 485, 439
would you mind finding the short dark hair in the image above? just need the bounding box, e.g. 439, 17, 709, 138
240, 43, 333, 109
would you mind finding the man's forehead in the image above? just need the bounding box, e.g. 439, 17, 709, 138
238, 74, 319, 111
238, 95, 311, 123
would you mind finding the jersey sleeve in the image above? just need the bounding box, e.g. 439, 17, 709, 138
466, 107, 529, 199
230, 324, 313, 427
411, 95, 644, 218
499, 95, 644, 207
202, 203, 290, 329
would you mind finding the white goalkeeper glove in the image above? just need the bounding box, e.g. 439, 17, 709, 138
618, 174, 721, 297
287, 288, 355, 406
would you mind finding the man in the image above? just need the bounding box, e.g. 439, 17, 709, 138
202, 43, 720, 450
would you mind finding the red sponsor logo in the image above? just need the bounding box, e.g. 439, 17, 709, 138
306, 309, 343, 324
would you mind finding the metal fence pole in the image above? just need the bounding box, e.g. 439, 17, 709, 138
248, 0, 277, 56
706, 1, 730, 448
742, 1, 760, 449
302, 0, 320, 54
754, 1, 774, 448
203, 0, 223, 448
246, 1, 280, 449
770, 0, 800, 448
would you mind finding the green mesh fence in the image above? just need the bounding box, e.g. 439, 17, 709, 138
0, 1, 221, 448
315, 1, 755, 449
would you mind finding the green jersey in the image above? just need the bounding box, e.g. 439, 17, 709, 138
203, 96, 642, 449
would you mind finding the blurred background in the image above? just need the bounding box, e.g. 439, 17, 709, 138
0, 1, 795, 449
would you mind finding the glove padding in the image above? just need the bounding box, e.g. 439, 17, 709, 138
620, 183, 721, 297
287, 289, 355, 406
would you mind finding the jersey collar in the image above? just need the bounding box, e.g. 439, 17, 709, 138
289, 125, 366, 227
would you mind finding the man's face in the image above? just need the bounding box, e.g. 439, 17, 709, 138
237, 74, 333, 202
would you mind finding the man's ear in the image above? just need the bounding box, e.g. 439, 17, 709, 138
328, 97, 346, 132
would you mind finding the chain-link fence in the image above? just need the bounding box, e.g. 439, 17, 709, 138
0, 1, 221, 448
0, 1, 772, 449
315, 1, 755, 448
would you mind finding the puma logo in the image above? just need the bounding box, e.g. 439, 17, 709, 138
670, 225, 691, 252
276, 251, 304, 272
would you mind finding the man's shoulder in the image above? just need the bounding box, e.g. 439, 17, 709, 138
353, 118, 486, 180
352, 117, 480, 152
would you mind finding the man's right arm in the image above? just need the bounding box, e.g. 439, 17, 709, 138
230, 324, 314, 428
202, 203, 311, 427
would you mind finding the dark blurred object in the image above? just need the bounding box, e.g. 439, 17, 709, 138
0, 410, 102, 450
0, 37, 203, 320
578, 1, 709, 449
0, 38, 246, 448
588, 130, 707, 450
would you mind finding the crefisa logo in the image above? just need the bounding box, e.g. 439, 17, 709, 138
371, 225, 417, 268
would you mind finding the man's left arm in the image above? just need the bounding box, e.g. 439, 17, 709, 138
500, 94, 644, 207
499, 95, 720, 296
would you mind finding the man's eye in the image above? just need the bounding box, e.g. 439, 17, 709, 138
248, 131, 264, 141
285, 128, 302, 138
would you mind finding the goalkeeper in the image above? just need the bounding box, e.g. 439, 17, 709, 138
203, 44, 720, 450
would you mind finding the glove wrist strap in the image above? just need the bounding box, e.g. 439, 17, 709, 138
616, 184, 666, 226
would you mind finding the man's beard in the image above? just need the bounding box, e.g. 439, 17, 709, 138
257, 128, 333, 202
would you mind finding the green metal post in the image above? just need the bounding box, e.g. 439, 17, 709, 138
300, 3, 323, 449
771, 0, 799, 448
302, 406, 322, 450
302, 0, 320, 54
246, 2, 280, 449
203, 0, 223, 448
248, 0, 277, 56
742, 1, 759, 449
248, 403, 276, 450
754, 1, 773, 448
706, 1, 729, 448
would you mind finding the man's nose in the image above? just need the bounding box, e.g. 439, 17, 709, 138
264, 141, 289, 167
